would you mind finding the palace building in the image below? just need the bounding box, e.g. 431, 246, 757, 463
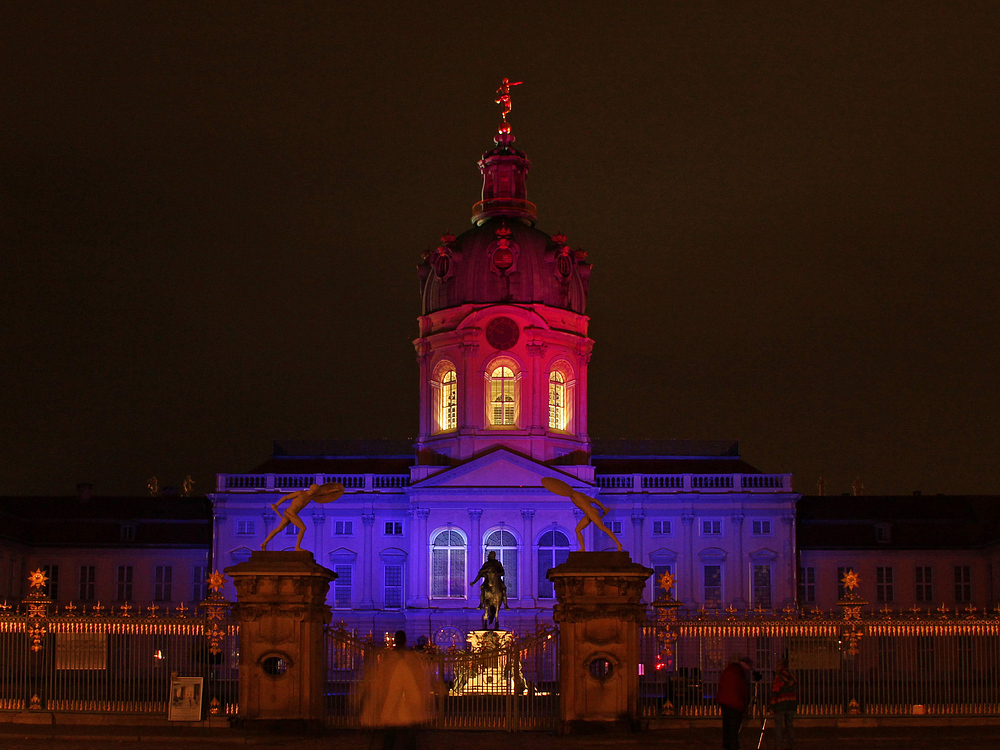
209, 112, 799, 642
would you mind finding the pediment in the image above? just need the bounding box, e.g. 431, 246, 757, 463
411, 448, 590, 490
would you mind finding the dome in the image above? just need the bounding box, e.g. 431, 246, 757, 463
418, 128, 591, 316
419, 220, 590, 315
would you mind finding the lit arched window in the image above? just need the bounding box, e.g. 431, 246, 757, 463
431, 528, 466, 598
432, 361, 458, 433
488, 365, 517, 426
441, 369, 457, 431
537, 529, 571, 599
484, 528, 518, 598
548, 370, 566, 430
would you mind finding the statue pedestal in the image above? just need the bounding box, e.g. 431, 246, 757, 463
450, 630, 525, 695
224, 551, 336, 728
547, 551, 653, 731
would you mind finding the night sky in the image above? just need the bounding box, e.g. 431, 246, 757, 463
3, 3, 998, 497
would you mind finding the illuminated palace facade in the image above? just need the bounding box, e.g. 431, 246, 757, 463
210, 120, 798, 640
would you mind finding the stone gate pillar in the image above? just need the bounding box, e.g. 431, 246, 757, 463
225, 550, 336, 728
547, 551, 653, 731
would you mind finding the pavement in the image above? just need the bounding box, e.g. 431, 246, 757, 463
1, 723, 999, 750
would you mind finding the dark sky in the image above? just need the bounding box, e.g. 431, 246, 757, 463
3, 3, 998, 497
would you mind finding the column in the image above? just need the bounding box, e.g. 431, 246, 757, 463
406, 508, 419, 607
681, 513, 695, 606
527, 341, 547, 435
360, 512, 375, 610
520, 509, 535, 605
630, 512, 645, 569
468, 509, 483, 570
782, 513, 796, 607
732, 513, 746, 608
310, 508, 325, 555
415, 508, 430, 606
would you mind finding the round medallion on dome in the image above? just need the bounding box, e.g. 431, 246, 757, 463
485, 317, 520, 350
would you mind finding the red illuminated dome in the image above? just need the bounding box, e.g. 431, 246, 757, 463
419, 130, 591, 316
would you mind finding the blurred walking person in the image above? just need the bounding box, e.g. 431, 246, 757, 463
716, 656, 755, 750
770, 658, 798, 749
358, 630, 434, 750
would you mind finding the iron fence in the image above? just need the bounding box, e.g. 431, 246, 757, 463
0, 602, 238, 717
325, 624, 559, 731
640, 612, 1000, 718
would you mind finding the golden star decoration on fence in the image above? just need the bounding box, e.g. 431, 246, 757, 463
28, 569, 48, 590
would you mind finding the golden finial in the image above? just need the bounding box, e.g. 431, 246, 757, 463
148, 476, 159, 496
28, 569, 48, 590
207, 570, 226, 592
182, 475, 195, 496
495, 77, 523, 133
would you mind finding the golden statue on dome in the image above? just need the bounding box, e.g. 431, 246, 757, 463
495, 77, 522, 132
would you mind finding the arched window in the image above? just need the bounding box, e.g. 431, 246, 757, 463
431, 528, 466, 598
484, 528, 518, 599
441, 368, 457, 431
432, 361, 458, 433
488, 365, 517, 426
548, 370, 566, 430
537, 528, 571, 599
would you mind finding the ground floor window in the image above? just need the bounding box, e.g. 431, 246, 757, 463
703, 564, 722, 608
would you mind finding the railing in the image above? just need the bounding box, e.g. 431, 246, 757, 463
324, 623, 559, 731
0, 599, 238, 717
218, 473, 410, 492
640, 610, 1000, 718
596, 473, 792, 492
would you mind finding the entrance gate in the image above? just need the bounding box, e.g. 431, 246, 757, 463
324, 624, 559, 731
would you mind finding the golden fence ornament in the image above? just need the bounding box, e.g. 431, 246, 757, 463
199, 569, 232, 655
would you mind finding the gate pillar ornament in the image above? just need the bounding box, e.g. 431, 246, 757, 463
547, 551, 653, 731
225, 550, 337, 728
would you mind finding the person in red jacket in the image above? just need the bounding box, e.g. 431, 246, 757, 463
716, 657, 755, 750
770, 658, 798, 749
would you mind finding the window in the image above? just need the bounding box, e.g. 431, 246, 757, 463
192, 566, 207, 602
488, 365, 517, 426
41, 565, 59, 600
751, 520, 771, 535
875, 523, 892, 543
606, 520, 623, 535
799, 566, 815, 604
117, 566, 133, 601
333, 565, 352, 609
701, 519, 722, 536
916, 566, 933, 602
653, 564, 674, 600
752, 565, 772, 609
537, 529, 571, 599
440, 368, 458, 431
431, 529, 467, 598
955, 566, 972, 603
154, 566, 173, 601
384, 521, 403, 536
876, 567, 894, 603
703, 565, 722, 608
334, 520, 354, 536
652, 520, 671, 535
484, 528, 518, 598
384, 564, 403, 609
837, 566, 854, 600
236, 520, 255, 536
284, 523, 297, 536
548, 370, 566, 430
79, 566, 95, 601
120, 524, 137, 542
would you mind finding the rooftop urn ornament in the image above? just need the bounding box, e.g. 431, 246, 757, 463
495, 77, 522, 133
852, 476, 865, 496
541, 476, 622, 551
261, 481, 345, 551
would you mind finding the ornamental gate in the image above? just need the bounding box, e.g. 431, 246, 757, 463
324, 623, 560, 730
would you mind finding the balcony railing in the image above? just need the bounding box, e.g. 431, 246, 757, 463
596, 473, 792, 492
217, 473, 410, 492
